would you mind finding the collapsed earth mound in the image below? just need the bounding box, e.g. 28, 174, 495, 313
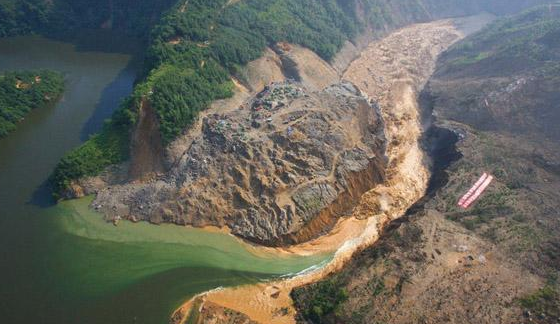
93, 81, 387, 246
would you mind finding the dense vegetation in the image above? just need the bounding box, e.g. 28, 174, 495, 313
49, 102, 133, 196
439, 4, 560, 76
0, 0, 48, 37
0, 70, 64, 138
0, 0, 176, 37
291, 278, 349, 323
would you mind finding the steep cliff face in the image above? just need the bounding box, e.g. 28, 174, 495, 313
128, 98, 165, 180
46, 0, 553, 199
61, 0, 552, 244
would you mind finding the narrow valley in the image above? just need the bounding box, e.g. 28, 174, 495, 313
0, 1, 558, 324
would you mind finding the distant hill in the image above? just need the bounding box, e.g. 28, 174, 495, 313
0, 0, 176, 37
432, 3, 560, 140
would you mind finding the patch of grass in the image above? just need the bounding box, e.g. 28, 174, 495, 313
512, 213, 526, 222
506, 223, 541, 252
450, 51, 491, 66
483, 226, 499, 242
394, 273, 412, 295
369, 276, 385, 296
297, 278, 348, 324
519, 285, 560, 318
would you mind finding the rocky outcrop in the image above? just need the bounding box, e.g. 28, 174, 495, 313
93, 81, 387, 245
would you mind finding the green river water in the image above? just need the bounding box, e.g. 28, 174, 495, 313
0, 36, 331, 324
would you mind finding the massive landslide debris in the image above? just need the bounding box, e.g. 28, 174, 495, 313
92, 80, 387, 246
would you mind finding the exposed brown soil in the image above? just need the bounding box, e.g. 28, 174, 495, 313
293, 9, 560, 324
170, 16, 484, 324
278, 44, 339, 91
128, 98, 165, 180
293, 209, 543, 324
283, 157, 385, 244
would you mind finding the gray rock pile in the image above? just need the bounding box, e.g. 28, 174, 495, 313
93, 81, 388, 246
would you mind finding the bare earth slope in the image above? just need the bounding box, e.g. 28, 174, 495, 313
293, 6, 560, 324
293, 209, 543, 324
170, 16, 490, 324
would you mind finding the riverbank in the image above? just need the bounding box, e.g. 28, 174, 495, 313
0, 35, 141, 324
171, 16, 494, 324
0, 70, 64, 138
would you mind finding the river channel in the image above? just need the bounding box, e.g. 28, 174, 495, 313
0, 35, 330, 324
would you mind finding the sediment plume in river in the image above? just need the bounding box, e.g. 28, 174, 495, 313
170, 16, 492, 324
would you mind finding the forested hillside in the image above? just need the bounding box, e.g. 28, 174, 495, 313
433, 4, 560, 138
0, 0, 47, 37
45, 0, 551, 197
51, 0, 365, 196
0, 70, 64, 137
0, 0, 176, 37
